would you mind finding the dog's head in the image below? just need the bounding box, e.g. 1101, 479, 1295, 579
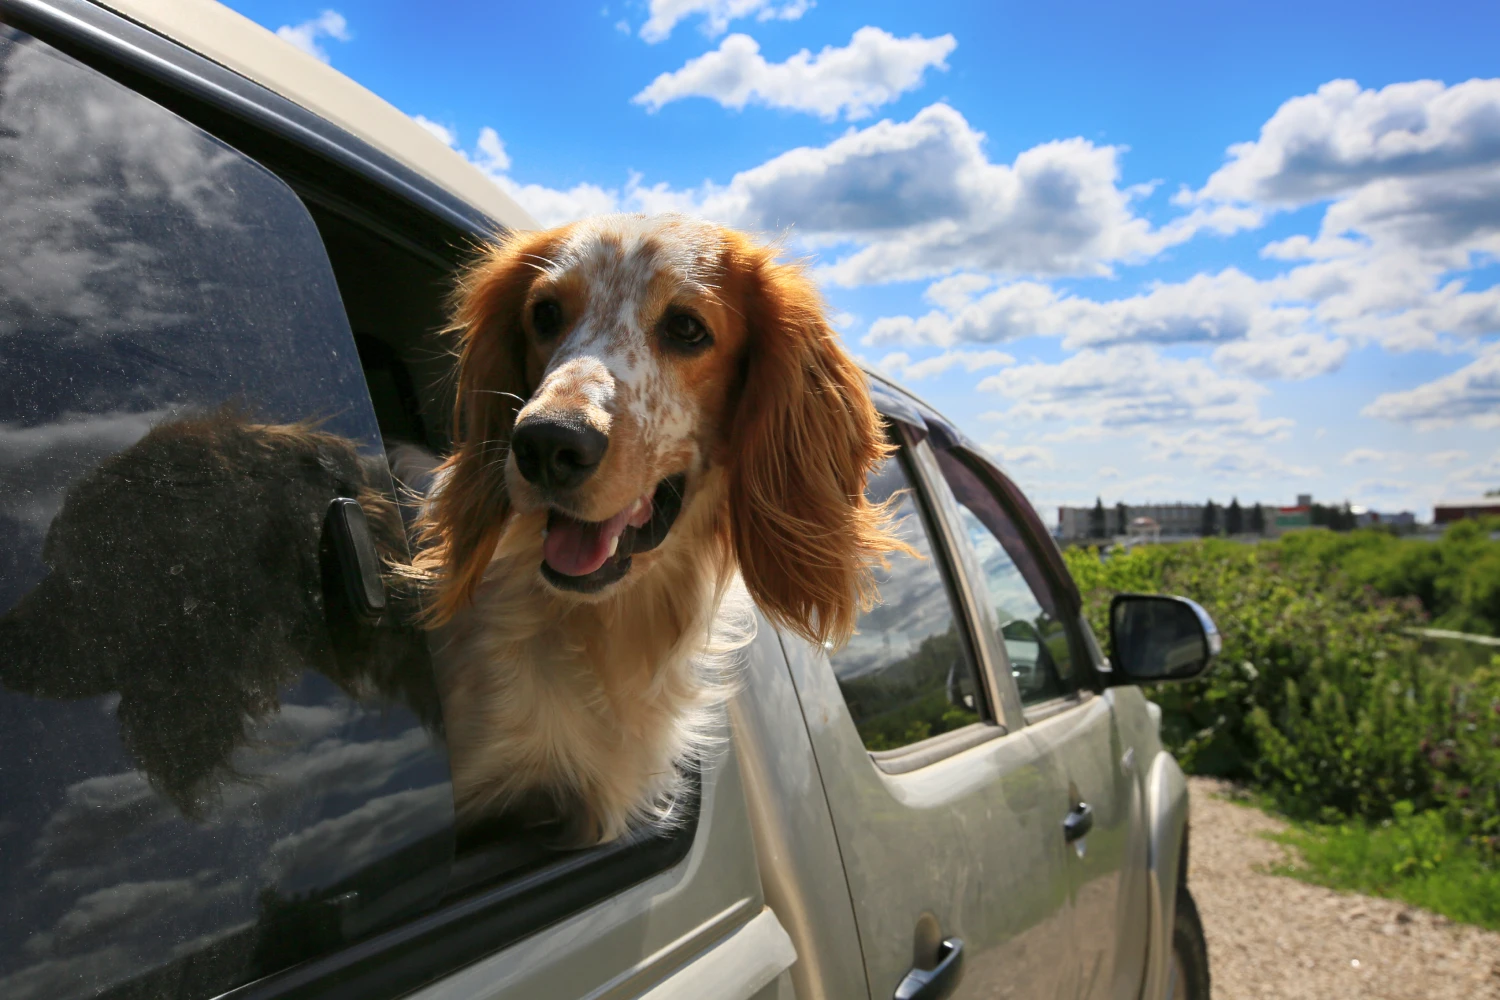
421, 214, 908, 645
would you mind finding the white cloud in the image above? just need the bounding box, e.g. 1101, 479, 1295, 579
1361, 347, 1500, 429
633, 28, 954, 121
1355, 476, 1416, 493
265, 785, 449, 893
986, 443, 1055, 469
872, 348, 1013, 381
976, 346, 1280, 435
411, 115, 457, 148
42, 879, 198, 953
639, 0, 811, 44
413, 104, 1223, 276
1341, 447, 1395, 465
744, 105, 1222, 286
1146, 427, 1315, 480
1440, 448, 1500, 497
411, 121, 621, 227
1426, 449, 1469, 466
275, 10, 351, 64
870, 239, 1496, 362
867, 268, 1334, 370
1211, 330, 1349, 380
1196, 78, 1500, 206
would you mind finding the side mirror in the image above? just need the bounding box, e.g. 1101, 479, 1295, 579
1107, 594, 1220, 684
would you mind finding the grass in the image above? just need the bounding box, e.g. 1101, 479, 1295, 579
1257, 800, 1500, 931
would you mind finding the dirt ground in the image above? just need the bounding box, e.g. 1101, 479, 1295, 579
1186, 776, 1500, 1000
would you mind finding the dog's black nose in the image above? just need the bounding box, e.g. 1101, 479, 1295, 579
511, 417, 608, 491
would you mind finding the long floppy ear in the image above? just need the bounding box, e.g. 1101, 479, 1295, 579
418, 229, 561, 625
727, 246, 914, 648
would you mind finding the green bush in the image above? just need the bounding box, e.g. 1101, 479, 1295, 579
1065, 533, 1500, 859
1272, 517, 1500, 636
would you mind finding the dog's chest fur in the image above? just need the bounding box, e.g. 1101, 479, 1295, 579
430, 498, 743, 844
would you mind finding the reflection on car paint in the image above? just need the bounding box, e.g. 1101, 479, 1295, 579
0, 27, 452, 1000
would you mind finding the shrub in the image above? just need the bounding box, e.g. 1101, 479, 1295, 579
1065, 534, 1500, 859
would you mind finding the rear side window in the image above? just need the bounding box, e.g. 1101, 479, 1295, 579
826, 447, 983, 752
0, 26, 452, 1000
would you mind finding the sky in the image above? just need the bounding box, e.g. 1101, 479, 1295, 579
227, 0, 1500, 522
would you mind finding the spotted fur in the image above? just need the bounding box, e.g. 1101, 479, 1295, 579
416, 214, 910, 844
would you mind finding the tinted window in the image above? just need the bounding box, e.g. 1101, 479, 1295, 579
0, 26, 451, 1000
827, 449, 982, 752
936, 454, 1077, 708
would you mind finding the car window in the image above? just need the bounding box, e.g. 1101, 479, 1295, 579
0, 25, 452, 1000
826, 445, 984, 753
934, 452, 1079, 708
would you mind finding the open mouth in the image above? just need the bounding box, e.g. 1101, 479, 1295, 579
539, 474, 687, 594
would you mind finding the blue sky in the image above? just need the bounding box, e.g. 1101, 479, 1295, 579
230, 0, 1500, 521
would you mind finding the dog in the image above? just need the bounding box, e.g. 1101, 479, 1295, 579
415, 214, 910, 845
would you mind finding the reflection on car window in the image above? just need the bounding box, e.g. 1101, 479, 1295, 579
0, 27, 451, 1000
827, 451, 982, 752
938, 457, 1077, 708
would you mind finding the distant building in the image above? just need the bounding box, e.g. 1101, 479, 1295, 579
1434, 497, 1500, 524
1274, 503, 1311, 531
1060, 493, 1422, 542
1351, 505, 1417, 529
1058, 502, 1204, 541
1127, 516, 1162, 545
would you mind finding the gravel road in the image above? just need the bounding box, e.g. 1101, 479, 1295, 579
1187, 776, 1500, 1000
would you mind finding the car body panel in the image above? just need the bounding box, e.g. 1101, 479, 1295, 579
90, 0, 538, 231
1139, 750, 1189, 1000
782, 629, 1081, 999
1021, 694, 1137, 1000
404, 735, 778, 1000
729, 623, 871, 1000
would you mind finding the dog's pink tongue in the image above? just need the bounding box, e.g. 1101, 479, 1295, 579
543, 507, 632, 577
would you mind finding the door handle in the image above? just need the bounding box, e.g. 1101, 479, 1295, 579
1063, 801, 1094, 843
893, 936, 964, 1000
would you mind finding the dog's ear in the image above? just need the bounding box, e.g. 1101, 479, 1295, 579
420, 230, 559, 625
727, 247, 913, 649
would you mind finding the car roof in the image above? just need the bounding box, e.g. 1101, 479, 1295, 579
92, 0, 539, 234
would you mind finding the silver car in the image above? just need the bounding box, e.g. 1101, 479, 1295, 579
0, 2, 1214, 998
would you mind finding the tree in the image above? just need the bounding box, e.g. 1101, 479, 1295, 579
1090, 497, 1107, 539
1226, 497, 1244, 535
1249, 503, 1266, 535
1115, 502, 1129, 536
1201, 499, 1219, 537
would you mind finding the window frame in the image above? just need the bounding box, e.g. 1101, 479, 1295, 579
932, 446, 1104, 725
838, 424, 1010, 774
0, 4, 710, 996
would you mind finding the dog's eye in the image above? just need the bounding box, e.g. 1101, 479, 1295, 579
661, 310, 710, 349
532, 300, 563, 339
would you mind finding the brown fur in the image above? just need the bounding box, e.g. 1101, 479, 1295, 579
416, 215, 911, 844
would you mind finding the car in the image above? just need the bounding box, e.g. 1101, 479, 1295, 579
0, 2, 1217, 999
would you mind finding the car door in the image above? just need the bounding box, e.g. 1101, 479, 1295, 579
783, 421, 1078, 1000
929, 446, 1147, 1000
